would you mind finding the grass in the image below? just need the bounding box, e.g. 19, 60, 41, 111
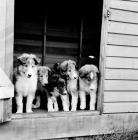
68, 129, 138, 140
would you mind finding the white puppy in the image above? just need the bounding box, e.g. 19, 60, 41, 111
13, 53, 41, 113
60, 60, 78, 111
79, 64, 99, 110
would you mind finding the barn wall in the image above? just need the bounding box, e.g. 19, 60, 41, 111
103, 0, 138, 113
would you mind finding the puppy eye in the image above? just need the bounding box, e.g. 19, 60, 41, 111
24, 65, 27, 67
68, 70, 71, 72
40, 75, 43, 78
32, 65, 34, 68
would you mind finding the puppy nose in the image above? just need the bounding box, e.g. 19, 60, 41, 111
44, 83, 48, 86
27, 74, 32, 78
63, 91, 67, 95
74, 77, 77, 79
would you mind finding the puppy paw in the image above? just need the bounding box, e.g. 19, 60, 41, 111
71, 108, 76, 111
26, 109, 33, 113
16, 110, 23, 113
80, 103, 86, 110
32, 103, 40, 109
90, 106, 95, 110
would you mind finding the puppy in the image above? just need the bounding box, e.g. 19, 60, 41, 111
32, 66, 51, 109
60, 60, 78, 111
47, 73, 69, 112
79, 64, 99, 110
13, 53, 41, 113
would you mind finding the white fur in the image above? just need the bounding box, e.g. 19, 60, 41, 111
60, 60, 79, 111
47, 88, 69, 112
79, 64, 99, 110
14, 53, 40, 113
15, 71, 38, 113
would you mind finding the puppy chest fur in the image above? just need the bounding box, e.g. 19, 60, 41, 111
15, 73, 38, 97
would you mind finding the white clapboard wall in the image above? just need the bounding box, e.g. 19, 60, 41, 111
103, 0, 138, 113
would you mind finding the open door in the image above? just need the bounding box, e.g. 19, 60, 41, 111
0, 0, 14, 123
98, 0, 138, 114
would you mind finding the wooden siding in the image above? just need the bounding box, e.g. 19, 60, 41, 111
103, 0, 138, 113
0, 0, 14, 123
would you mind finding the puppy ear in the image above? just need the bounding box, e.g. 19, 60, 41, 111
72, 61, 78, 70
60, 61, 68, 75
30, 54, 41, 65
17, 53, 28, 65
47, 67, 51, 75
33, 57, 41, 65
79, 68, 88, 78
91, 65, 99, 73
37, 66, 41, 74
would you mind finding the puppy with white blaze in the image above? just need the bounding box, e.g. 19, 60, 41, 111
32, 66, 51, 109
13, 53, 41, 113
60, 60, 78, 111
79, 64, 99, 110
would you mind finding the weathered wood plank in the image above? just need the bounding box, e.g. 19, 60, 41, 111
15, 26, 43, 35
1, 113, 138, 139
103, 102, 138, 113
14, 39, 42, 46
106, 57, 138, 69
12, 110, 100, 119
5, 0, 14, 79
104, 91, 138, 102
110, 0, 138, 12
46, 41, 78, 49
105, 80, 138, 90
0, 0, 6, 69
110, 8, 138, 23
105, 69, 138, 80
14, 39, 78, 49
106, 45, 138, 57
108, 21, 138, 35
97, 0, 109, 113
107, 33, 138, 46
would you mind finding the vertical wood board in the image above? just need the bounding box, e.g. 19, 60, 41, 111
5, 0, 14, 79
0, 0, 6, 69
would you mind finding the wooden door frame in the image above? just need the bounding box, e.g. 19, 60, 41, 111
97, 0, 109, 114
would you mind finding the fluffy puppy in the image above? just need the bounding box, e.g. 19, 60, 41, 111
60, 60, 78, 111
13, 53, 41, 113
47, 73, 69, 112
32, 66, 51, 109
79, 64, 99, 110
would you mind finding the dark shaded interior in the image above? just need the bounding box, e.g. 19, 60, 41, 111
13, 0, 103, 112
14, 0, 103, 68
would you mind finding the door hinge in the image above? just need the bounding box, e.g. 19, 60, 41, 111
107, 10, 111, 18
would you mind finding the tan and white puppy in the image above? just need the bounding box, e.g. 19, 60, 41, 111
79, 64, 99, 110
32, 66, 51, 109
13, 53, 41, 113
60, 60, 78, 111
